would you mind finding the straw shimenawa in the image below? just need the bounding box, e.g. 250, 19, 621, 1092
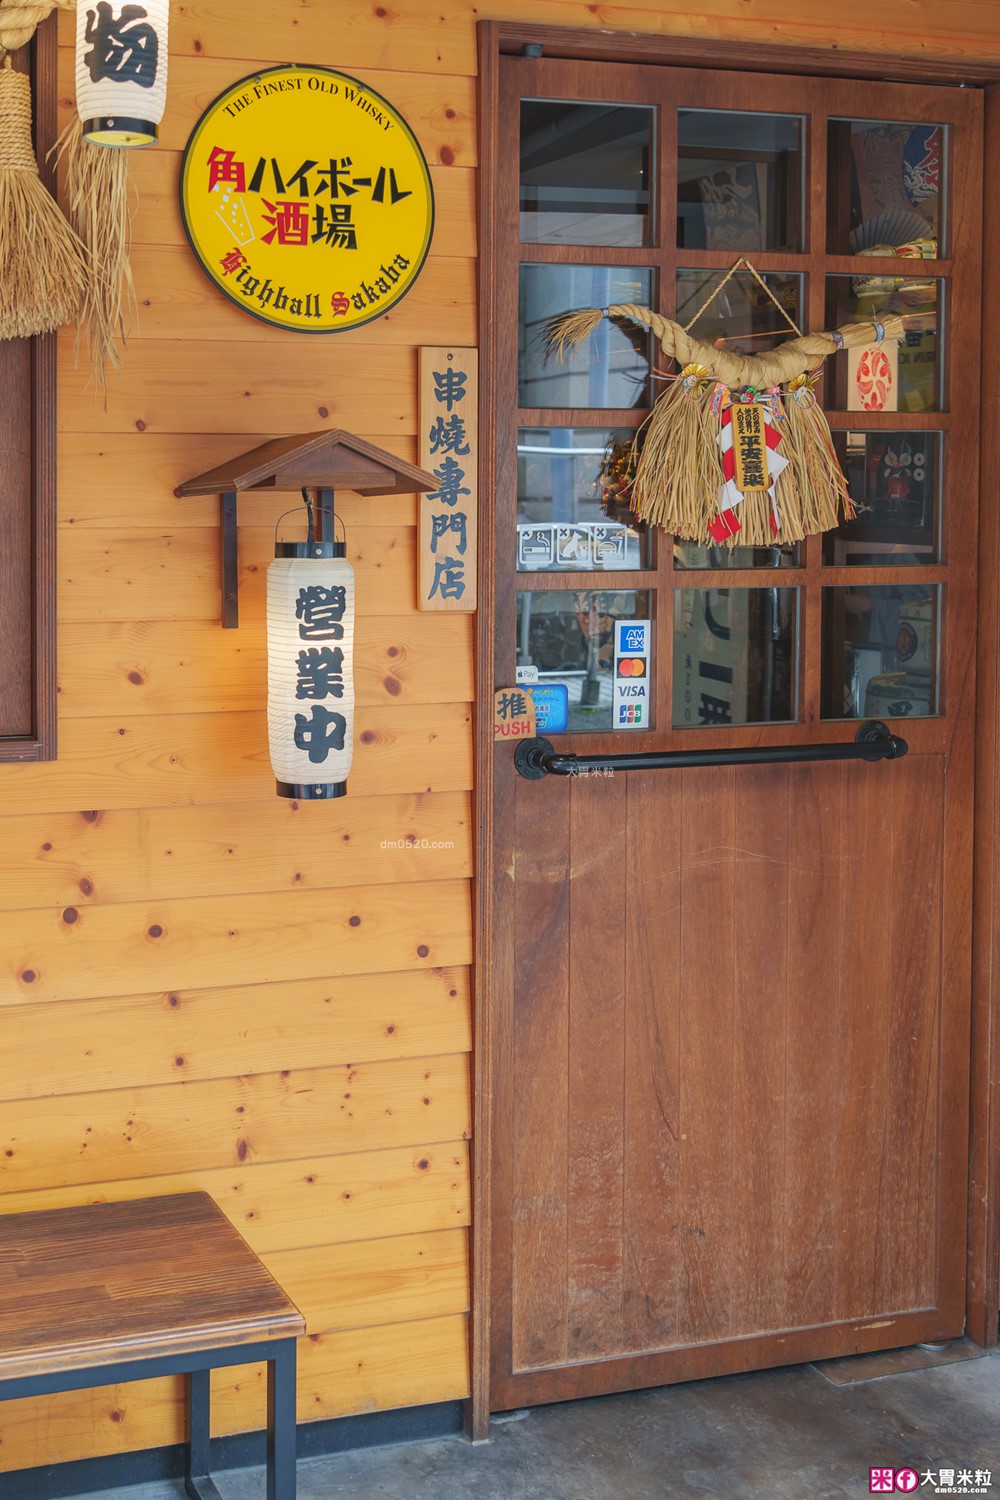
546, 298, 906, 547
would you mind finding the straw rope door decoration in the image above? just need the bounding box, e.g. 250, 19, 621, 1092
0, 0, 139, 395
547, 257, 912, 548
0, 0, 88, 340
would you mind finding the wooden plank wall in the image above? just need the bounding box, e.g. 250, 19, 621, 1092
0, 0, 996, 1476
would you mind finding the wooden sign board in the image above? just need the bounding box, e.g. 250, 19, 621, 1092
418, 347, 477, 611
180, 67, 434, 335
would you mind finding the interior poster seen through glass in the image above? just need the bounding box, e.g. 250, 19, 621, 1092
180, 66, 434, 333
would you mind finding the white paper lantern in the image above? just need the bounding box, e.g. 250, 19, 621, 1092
267, 545, 355, 800
76, 0, 169, 147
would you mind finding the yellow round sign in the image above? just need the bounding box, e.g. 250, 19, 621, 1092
180, 66, 434, 333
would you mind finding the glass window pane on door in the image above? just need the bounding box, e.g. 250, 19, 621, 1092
821, 584, 939, 719
520, 100, 655, 247
677, 109, 805, 253
676, 269, 802, 355
519, 265, 654, 408
517, 428, 650, 571
674, 540, 801, 570
825, 275, 943, 413
672, 587, 798, 728
516, 589, 652, 732
823, 431, 941, 565
827, 118, 945, 256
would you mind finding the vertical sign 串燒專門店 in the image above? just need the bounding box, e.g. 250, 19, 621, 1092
418, 347, 478, 611
613, 620, 651, 730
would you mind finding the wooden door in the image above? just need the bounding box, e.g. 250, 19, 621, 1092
487, 55, 983, 1409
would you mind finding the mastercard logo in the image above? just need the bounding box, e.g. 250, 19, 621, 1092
617, 658, 646, 677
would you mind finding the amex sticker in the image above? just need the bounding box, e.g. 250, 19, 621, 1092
180, 66, 434, 333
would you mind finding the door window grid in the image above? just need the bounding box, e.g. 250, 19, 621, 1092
509, 69, 958, 741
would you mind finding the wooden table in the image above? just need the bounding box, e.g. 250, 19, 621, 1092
0, 1193, 306, 1499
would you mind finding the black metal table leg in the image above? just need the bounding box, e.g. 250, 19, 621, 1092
267, 1339, 298, 1500
1, 1338, 298, 1499
185, 1368, 224, 1500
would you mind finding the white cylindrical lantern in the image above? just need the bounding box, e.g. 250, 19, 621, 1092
267, 542, 355, 800
76, 0, 169, 147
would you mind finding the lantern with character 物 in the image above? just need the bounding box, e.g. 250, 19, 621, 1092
546, 257, 918, 549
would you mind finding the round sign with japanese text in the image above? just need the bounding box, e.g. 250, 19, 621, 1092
180, 65, 434, 333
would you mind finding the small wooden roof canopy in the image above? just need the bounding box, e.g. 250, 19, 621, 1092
176, 429, 438, 498
176, 430, 439, 627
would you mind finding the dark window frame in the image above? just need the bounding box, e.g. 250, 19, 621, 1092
0, 16, 57, 763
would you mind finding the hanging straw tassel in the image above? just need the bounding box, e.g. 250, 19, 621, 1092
781, 375, 853, 533
0, 56, 87, 340
55, 116, 136, 395
629, 367, 717, 536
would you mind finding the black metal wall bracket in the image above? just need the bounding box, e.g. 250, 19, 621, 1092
218, 488, 340, 630
514, 720, 908, 780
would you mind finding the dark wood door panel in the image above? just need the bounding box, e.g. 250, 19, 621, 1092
509, 774, 571, 1373
499, 756, 954, 1398
565, 773, 628, 1363
623, 769, 683, 1352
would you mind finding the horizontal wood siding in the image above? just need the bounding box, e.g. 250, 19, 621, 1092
0, 0, 993, 1474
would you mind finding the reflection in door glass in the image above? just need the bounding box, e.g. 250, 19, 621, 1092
517, 428, 649, 571
823, 431, 940, 565
672, 588, 798, 728
520, 100, 654, 247
821, 584, 939, 719
825, 276, 942, 413
827, 118, 944, 257
519, 265, 653, 408
516, 590, 652, 733
677, 110, 804, 253
677, 269, 802, 356
674, 540, 800, 570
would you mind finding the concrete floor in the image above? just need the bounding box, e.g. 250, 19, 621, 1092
92, 1347, 1000, 1500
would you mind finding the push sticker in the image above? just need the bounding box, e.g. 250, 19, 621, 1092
494, 688, 535, 742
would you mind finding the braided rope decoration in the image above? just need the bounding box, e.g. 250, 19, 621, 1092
0, 0, 74, 58
0, 54, 42, 167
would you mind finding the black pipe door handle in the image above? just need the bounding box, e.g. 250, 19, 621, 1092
514, 720, 908, 780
